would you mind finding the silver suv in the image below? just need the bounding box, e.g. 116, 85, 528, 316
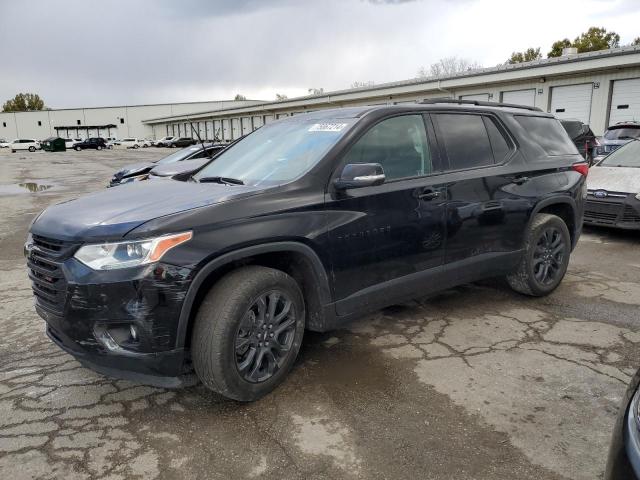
595, 121, 640, 161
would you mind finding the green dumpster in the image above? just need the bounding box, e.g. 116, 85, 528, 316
41, 137, 66, 152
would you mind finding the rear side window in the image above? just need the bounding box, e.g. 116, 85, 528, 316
483, 117, 511, 162
515, 116, 578, 156
433, 114, 494, 170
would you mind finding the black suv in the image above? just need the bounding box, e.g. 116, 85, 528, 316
26, 101, 587, 401
74, 137, 107, 151
167, 137, 197, 148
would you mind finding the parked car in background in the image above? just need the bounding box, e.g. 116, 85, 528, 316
105, 139, 117, 149
605, 367, 640, 479
74, 137, 107, 151
27, 102, 587, 401
62, 138, 83, 149
560, 119, 597, 164
585, 139, 640, 230
109, 143, 225, 186
167, 137, 197, 148
144, 139, 156, 146
0, 138, 10, 148
594, 121, 640, 161
155, 136, 176, 147
120, 138, 147, 149
10, 139, 41, 152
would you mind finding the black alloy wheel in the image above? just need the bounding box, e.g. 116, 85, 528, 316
532, 226, 566, 285
234, 290, 298, 383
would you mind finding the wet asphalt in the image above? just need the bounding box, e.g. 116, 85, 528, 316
0, 148, 639, 480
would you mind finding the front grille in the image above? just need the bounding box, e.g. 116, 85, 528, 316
27, 235, 79, 316
584, 199, 624, 224
622, 205, 640, 223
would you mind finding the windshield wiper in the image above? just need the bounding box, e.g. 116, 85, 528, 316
198, 176, 244, 185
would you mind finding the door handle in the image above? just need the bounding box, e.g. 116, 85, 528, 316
418, 190, 441, 200
512, 176, 530, 185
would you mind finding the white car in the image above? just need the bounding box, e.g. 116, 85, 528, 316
10, 139, 41, 152
120, 138, 150, 149
585, 140, 640, 230
0, 138, 10, 148
63, 138, 83, 149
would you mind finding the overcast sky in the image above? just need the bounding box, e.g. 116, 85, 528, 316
0, 0, 638, 108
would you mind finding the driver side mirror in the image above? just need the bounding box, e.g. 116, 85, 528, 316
334, 163, 386, 190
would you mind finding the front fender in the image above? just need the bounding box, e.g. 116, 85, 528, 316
174, 241, 332, 349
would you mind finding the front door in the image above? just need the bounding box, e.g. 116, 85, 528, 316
326, 114, 447, 315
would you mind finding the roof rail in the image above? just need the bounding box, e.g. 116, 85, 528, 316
420, 98, 542, 112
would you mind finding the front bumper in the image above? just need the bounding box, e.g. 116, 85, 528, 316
27, 234, 195, 381
584, 192, 640, 230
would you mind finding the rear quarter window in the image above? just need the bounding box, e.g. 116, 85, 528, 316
515, 116, 578, 156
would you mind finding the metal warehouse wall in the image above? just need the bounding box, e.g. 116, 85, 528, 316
0, 100, 261, 141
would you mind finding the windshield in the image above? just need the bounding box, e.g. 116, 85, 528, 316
604, 127, 640, 140
193, 118, 355, 186
156, 146, 204, 164
598, 140, 640, 167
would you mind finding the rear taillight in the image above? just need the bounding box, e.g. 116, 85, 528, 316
572, 162, 589, 177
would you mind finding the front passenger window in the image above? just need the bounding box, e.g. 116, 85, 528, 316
342, 115, 432, 181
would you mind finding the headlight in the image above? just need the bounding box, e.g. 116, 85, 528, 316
121, 174, 149, 184
74, 231, 192, 270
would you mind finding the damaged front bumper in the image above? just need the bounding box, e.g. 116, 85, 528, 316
26, 234, 195, 385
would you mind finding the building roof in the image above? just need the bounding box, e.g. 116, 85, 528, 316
143, 45, 640, 124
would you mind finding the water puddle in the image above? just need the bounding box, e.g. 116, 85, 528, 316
0, 182, 55, 195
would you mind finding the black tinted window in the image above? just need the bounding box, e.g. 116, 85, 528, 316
515, 116, 578, 156
342, 115, 432, 180
483, 117, 511, 162
434, 114, 494, 170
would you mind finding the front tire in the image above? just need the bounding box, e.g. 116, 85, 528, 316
506, 213, 571, 296
28, 146, 36, 152
96, 145, 103, 151
192, 266, 305, 402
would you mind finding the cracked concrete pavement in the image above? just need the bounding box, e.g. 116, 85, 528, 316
1, 149, 639, 479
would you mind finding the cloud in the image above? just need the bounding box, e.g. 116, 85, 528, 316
0, 0, 637, 108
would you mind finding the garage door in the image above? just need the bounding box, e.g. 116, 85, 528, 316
264, 115, 275, 124
222, 119, 231, 141
460, 93, 489, 102
241, 117, 251, 135
550, 84, 593, 124
502, 89, 536, 107
213, 120, 222, 141
252, 115, 263, 129
231, 118, 241, 139
609, 78, 640, 126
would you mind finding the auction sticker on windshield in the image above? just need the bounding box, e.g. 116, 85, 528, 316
308, 123, 348, 132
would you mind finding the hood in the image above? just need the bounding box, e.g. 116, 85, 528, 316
587, 166, 640, 194
113, 161, 156, 180
31, 179, 263, 241
150, 158, 210, 177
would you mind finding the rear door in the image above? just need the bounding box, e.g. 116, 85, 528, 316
431, 112, 529, 273
327, 113, 448, 315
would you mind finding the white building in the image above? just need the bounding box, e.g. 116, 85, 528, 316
143, 45, 640, 141
0, 99, 262, 141
4, 46, 640, 143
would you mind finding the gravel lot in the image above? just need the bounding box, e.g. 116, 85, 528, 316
1, 148, 639, 480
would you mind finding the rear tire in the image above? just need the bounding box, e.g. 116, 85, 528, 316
192, 266, 305, 402
75, 146, 81, 151
506, 213, 571, 296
